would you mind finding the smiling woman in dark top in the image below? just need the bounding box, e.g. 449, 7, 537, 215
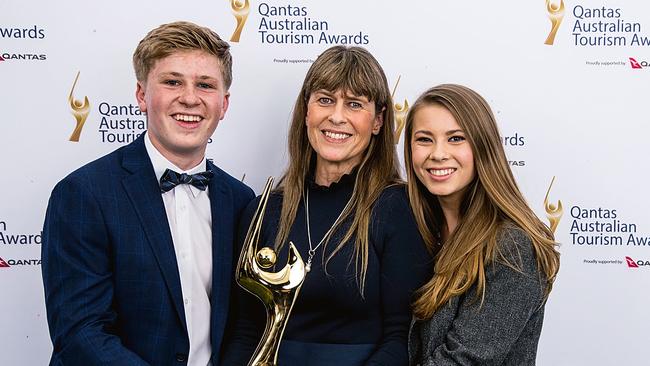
221, 45, 431, 366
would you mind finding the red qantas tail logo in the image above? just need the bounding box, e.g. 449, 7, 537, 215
629, 57, 642, 69
625, 256, 639, 268
0, 257, 9, 268
0, 54, 5, 62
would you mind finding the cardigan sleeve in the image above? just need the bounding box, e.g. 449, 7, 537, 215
365, 187, 433, 365
421, 229, 546, 366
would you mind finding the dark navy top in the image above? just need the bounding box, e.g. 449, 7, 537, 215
221, 173, 432, 366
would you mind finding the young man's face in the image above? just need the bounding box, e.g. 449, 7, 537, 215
136, 50, 229, 168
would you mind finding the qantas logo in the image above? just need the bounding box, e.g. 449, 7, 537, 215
0, 52, 46, 61
626, 256, 639, 268
0, 256, 40, 267
626, 256, 650, 268
629, 57, 650, 69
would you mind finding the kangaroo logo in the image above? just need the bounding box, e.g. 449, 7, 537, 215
629, 57, 643, 69
625, 256, 639, 268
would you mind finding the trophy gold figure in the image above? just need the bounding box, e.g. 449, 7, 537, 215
68, 71, 90, 142
391, 76, 409, 142
544, 176, 563, 234
229, 0, 250, 43
393, 100, 409, 142
544, 0, 565, 45
236, 177, 307, 366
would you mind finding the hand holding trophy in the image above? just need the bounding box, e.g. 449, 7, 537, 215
236, 177, 306, 366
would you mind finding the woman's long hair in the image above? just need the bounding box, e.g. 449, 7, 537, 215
404, 84, 560, 319
275, 46, 400, 294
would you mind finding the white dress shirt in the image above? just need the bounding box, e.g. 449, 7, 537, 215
145, 133, 213, 366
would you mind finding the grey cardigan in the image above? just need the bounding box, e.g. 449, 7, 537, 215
408, 227, 548, 366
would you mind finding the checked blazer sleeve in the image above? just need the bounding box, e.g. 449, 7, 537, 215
42, 173, 149, 366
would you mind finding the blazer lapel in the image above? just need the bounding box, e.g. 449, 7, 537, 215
120, 136, 187, 331
207, 161, 235, 346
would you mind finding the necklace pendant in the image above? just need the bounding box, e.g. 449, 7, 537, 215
303, 188, 353, 276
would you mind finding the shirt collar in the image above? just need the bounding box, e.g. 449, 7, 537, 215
144, 131, 208, 197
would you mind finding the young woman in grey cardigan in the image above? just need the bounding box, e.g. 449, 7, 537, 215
403, 84, 560, 365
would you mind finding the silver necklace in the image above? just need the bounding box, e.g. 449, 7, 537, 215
303, 188, 354, 273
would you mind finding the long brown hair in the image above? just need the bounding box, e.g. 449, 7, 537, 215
404, 84, 560, 319
275, 45, 399, 294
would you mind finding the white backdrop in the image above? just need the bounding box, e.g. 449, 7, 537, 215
1, 0, 649, 364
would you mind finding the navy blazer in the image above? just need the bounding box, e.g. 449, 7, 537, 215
42, 134, 254, 366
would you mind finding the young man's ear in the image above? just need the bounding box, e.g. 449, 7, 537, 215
135, 81, 147, 113
218, 92, 230, 121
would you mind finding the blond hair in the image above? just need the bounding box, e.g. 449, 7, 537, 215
404, 84, 560, 319
133, 21, 232, 89
275, 45, 399, 294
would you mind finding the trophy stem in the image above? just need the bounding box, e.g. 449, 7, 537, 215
237, 177, 307, 366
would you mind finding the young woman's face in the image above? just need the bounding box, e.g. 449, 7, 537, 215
410, 104, 475, 208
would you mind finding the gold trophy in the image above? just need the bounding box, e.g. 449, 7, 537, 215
229, 0, 250, 43
68, 71, 91, 142
393, 100, 409, 142
391, 75, 409, 142
236, 177, 307, 366
544, 176, 563, 234
544, 0, 565, 45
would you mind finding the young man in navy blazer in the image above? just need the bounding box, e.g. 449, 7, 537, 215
42, 21, 254, 365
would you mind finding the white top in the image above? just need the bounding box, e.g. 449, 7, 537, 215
145, 132, 213, 366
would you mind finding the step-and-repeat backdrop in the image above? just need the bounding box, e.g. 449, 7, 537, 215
1, 0, 648, 364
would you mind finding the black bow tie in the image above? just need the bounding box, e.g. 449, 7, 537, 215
159, 168, 213, 193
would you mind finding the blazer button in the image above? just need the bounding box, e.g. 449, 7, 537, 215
175, 353, 187, 362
